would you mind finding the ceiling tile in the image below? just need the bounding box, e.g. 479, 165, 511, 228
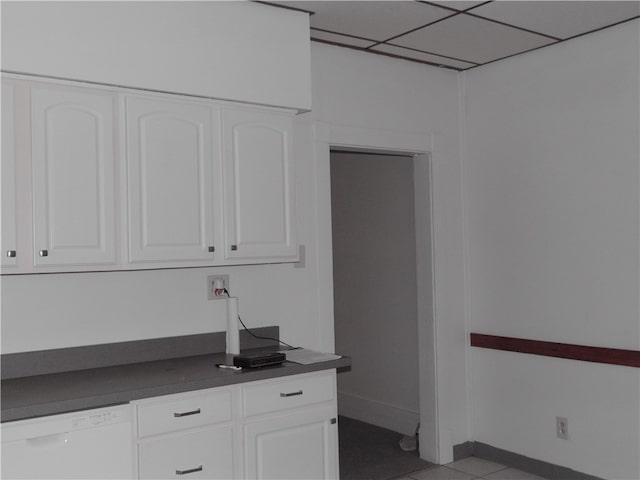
371, 43, 477, 69
392, 13, 556, 63
276, 1, 453, 41
427, 1, 489, 11
310, 29, 377, 48
471, 1, 640, 39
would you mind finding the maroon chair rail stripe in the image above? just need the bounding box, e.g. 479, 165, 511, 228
470, 333, 640, 368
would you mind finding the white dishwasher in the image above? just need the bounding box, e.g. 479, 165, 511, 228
1, 404, 133, 479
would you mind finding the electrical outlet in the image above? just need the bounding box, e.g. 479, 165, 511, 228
207, 275, 230, 300
556, 416, 569, 440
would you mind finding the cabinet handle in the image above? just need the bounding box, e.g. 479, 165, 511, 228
175, 465, 203, 475
6, 250, 16, 258
39, 250, 48, 257
173, 408, 201, 418
331, 418, 337, 424
280, 390, 303, 398
230, 244, 237, 251
208, 246, 215, 253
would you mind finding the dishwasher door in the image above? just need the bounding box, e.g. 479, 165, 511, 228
1, 404, 133, 479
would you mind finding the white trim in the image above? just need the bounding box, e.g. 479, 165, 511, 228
338, 392, 420, 437
312, 122, 336, 353
458, 70, 475, 446
414, 152, 439, 463
1, 71, 301, 114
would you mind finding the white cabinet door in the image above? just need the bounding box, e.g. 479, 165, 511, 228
243, 405, 338, 480
31, 85, 117, 267
222, 108, 297, 261
1, 80, 18, 268
126, 96, 221, 263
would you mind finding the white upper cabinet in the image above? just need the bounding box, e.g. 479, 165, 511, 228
222, 108, 297, 261
1, 81, 18, 268
31, 85, 117, 267
125, 96, 221, 263
1, 74, 298, 274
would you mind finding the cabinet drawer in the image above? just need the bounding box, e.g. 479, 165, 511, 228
242, 372, 336, 417
137, 389, 232, 438
138, 426, 233, 479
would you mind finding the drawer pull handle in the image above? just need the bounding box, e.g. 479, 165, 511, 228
6, 250, 16, 258
175, 465, 203, 475
280, 390, 303, 398
174, 408, 201, 418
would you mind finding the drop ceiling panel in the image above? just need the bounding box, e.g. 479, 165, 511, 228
392, 13, 556, 63
278, 1, 453, 41
371, 43, 478, 69
471, 1, 640, 40
310, 28, 377, 48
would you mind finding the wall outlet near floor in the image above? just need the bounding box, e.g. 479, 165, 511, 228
207, 275, 230, 300
556, 416, 569, 439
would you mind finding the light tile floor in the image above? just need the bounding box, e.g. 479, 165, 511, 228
396, 457, 548, 480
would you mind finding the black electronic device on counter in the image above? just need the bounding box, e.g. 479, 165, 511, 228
233, 352, 286, 368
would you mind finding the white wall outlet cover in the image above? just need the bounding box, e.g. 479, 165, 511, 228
207, 274, 230, 300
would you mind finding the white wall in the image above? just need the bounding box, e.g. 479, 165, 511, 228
331, 152, 420, 436
307, 43, 469, 463
464, 20, 640, 479
1, 1, 311, 110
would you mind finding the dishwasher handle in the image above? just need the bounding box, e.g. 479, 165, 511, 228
26, 432, 69, 448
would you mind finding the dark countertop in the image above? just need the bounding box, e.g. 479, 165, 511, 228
1, 351, 351, 423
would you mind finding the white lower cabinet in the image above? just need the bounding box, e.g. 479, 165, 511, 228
131, 370, 338, 480
133, 387, 237, 479
243, 406, 338, 480
241, 371, 339, 480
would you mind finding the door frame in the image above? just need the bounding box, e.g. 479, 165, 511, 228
312, 122, 441, 463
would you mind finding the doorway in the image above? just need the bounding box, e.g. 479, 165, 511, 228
313, 123, 437, 462
322, 139, 436, 467
330, 149, 420, 437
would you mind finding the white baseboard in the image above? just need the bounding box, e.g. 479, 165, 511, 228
337, 391, 420, 437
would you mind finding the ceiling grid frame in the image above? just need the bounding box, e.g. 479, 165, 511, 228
258, 0, 640, 70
